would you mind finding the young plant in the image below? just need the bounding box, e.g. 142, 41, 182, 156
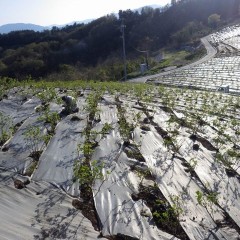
74, 140, 108, 197
116, 103, 134, 143
136, 168, 152, 186
0, 112, 13, 145
170, 194, 184, 221
38, 108, 60, 134
153, 195, 183, 234
73, 159, 104, 187
196, 190, 219, 221
37, 87, 58, 104
100, 123, 113, 139
23, 126, 50, 160
77, 141, 95, 159
224, 149, 240, 171
133, 112, 142, 128
84, 92, 101, 121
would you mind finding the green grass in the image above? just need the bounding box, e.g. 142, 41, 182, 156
126, 47, 206, 78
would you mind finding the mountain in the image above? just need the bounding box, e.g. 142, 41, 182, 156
0, 0, 238, 81
0, 19, 95, 34
0, 23, 47, 34
0, 5, 161, 34
135, 4, 161, 13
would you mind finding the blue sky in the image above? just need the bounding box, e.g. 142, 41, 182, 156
0, 0, 171, 26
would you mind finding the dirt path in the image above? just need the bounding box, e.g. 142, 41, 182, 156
128, 36, 217, 83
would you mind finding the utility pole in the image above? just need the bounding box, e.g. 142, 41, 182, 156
121, 18, 127, 81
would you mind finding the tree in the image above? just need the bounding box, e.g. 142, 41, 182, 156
208, 14, 221, 28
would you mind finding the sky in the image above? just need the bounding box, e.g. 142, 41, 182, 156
0, 0, 171, 26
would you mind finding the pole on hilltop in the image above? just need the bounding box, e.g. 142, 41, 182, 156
121, 18, 127, 81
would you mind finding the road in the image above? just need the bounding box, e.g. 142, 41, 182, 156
127, 36, 217, 83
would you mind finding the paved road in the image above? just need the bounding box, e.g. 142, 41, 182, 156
128, 36, 217, 83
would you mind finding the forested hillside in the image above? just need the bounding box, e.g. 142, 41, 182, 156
0, 0, 239, 80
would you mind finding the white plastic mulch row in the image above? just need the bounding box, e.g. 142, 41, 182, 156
210, 25, 240, 43
225, 36, 240, 50
0, 93, 102, 239
0, 115, 46, 173
151, 24, 240, 92
91, 99, 178, 239
154, 56, 240, 92
32, 114, 87, 196
0, 170, 99, 240
0, 95, 41, 125
32, 97, 88, 196
0, 98, 62, 173
120, 97, 240, 240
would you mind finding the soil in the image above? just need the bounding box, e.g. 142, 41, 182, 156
14, 179, 26, 189
195, 136, 217, 151
29, 150, 43, 161
124, 144, 146, 162
78, 184, 100, 231
131, 184, 189, 240
189, 134, 217, 151
140, 125, 150, 131
71, 106, 102, 232
104, 234, 139, 240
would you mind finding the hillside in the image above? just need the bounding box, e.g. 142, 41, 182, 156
0, 0, 239, 81
1, 1, 240, 239
0, 23, 47, 34
0, 22, 240, 239
146, 24, 240, 95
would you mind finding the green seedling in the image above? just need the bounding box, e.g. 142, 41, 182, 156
0, 112, 13, 145
37, 87, 58, 104
84, 92, 101, 121
38, 108, 60, 134
196, 190, 219, 221
100, 123, 113, 138
24, 126, 51, 160
153, 195, 183, 234
74, 159, 104, 187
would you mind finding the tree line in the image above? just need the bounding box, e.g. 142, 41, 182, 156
0, 0, 239, 81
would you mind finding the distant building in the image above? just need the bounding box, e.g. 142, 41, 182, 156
217, 85, 229, 93
140, 63, 148, 74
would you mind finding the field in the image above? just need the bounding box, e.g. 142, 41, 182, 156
0, 77, 240, 240
150, 24, 240, 94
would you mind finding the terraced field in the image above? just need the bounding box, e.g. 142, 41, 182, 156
146, 24, 240, 94
0, 77, 239, 240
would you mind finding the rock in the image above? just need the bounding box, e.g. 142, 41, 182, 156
143, 118, 150, 124
193, 144, 200, 151
71, 115, 81, 121
189, 134, 197, 141
1, 146, 9, 152
15, 176, 30, 186
141, 178, 156, 188
140, 208, 152, 217
14, 179, 25, 189
140, 125, 150, 131
131, 193, 139, 201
